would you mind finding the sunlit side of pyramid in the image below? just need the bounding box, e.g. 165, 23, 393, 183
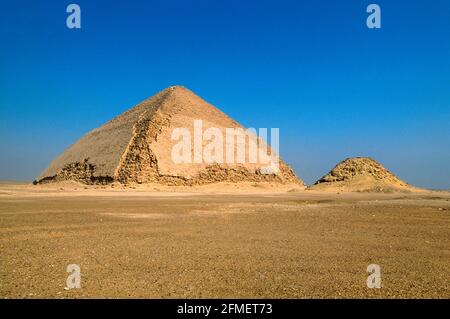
310, 157, 414, 192
36, 86, 303, 186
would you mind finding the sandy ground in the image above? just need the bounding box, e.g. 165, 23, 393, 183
0, 182, 449, 298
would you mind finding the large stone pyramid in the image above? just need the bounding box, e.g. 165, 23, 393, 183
36, 86, 302, 186
310, 157, 413, 192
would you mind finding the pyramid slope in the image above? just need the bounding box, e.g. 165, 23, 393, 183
310, 157, 413, 192
36, 86, 303, 186
38, 88, 170, 181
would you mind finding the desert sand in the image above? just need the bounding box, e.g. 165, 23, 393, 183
1, 182, 449, 298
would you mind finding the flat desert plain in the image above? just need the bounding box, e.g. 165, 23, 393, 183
0, 182, 449, 298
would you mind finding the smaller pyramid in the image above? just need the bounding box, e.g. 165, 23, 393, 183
310, 157, 413, 192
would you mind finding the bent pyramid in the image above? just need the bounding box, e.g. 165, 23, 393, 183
36, 86, 303, 186
310, 157, 413, 192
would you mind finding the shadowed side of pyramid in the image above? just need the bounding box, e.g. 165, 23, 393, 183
36, 87, 172, 184
36, 86, 303, 186
309, 157, 416, 193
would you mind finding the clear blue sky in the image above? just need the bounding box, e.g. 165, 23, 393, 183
1, 0, 449, 188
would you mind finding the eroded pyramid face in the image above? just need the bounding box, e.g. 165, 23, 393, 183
37, 86, 303, 186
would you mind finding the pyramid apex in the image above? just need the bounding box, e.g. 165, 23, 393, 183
166, 85, 188, 92
157, 85, 194, 98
